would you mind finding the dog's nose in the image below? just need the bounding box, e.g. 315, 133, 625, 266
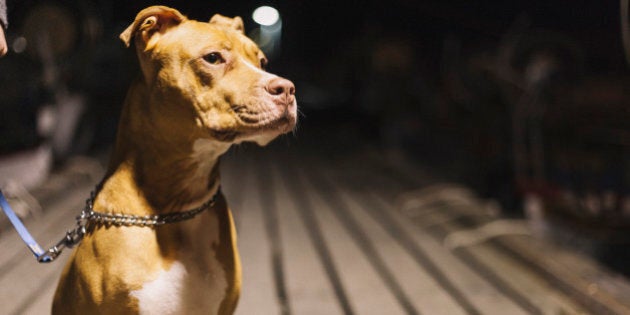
266, 77, 296, 99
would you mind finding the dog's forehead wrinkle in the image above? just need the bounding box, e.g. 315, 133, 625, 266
236, 42, 263, 65
221, 40, 233, 50
200, 41, 232, 53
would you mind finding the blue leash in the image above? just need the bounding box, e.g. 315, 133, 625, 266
0, 190, 81, 263
0, 190, 51, 261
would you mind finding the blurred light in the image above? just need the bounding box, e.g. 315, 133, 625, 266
252, 6, 280, 26
12, 37, 27, 54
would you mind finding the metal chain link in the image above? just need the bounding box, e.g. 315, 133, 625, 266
38, 187, 220, 263
86, 197, 216, 227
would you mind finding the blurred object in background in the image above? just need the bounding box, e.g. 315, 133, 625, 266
250, 5, 282, 58
0, 2, 80, 198
0, 0, 114, 223
432, 12, 630, 276
21, 3, 76, 61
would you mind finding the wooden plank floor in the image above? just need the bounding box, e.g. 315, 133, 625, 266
1, 146, 630, 314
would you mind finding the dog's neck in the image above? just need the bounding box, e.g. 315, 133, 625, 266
95, 80, 231, 215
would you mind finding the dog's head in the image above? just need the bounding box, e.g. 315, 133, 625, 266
120, 6, 297, 146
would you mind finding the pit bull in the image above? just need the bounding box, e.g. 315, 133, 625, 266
52, 6, 297, 314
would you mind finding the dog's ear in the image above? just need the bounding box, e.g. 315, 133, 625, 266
209, 14, 244, 34
120, 6, 187, 48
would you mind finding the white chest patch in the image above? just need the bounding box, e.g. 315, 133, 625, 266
130, 262, 187, 314
130, 214, 228, 314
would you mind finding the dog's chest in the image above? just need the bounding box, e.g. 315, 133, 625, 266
129, 212, 228, 315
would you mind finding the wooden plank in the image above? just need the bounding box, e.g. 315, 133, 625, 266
270, 160, 344, 315
332, 181, 468, 315
467, 242, 588, 315
418, 200, 588, 314
550, 245, 630, 305
368, 154, 630, 314
223, 157, 282, 315
419, 202, 578, 313
499, 235, 630, 315
295, 168, 409, 315
366, 192, 530, 315
425, 193, 630, 315
419, 211, 543, 314
14, 255, 70, 315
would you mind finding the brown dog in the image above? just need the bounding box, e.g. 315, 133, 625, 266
52, 6, 296, 314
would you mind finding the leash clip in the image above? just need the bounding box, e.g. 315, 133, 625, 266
0, 189, 90, 263
37, 227, 86, 263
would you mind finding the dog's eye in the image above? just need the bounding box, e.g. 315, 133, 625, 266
203, 52, 225, 65
260, 58, 268, 70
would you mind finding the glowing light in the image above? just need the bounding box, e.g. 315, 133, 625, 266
252, 6, 280, 26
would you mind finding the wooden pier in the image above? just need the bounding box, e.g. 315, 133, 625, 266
1, 146, 630, 314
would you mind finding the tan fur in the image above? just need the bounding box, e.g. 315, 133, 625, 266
52, 6, 296, 314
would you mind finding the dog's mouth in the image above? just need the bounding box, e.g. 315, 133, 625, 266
232, 103, 296, 131
208, 103, 296, 142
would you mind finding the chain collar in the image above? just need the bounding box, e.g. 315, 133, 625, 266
85, 187, 221, 227
38, 186, 221, 262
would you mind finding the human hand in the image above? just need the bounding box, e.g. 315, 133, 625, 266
0, 26, 7, 56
